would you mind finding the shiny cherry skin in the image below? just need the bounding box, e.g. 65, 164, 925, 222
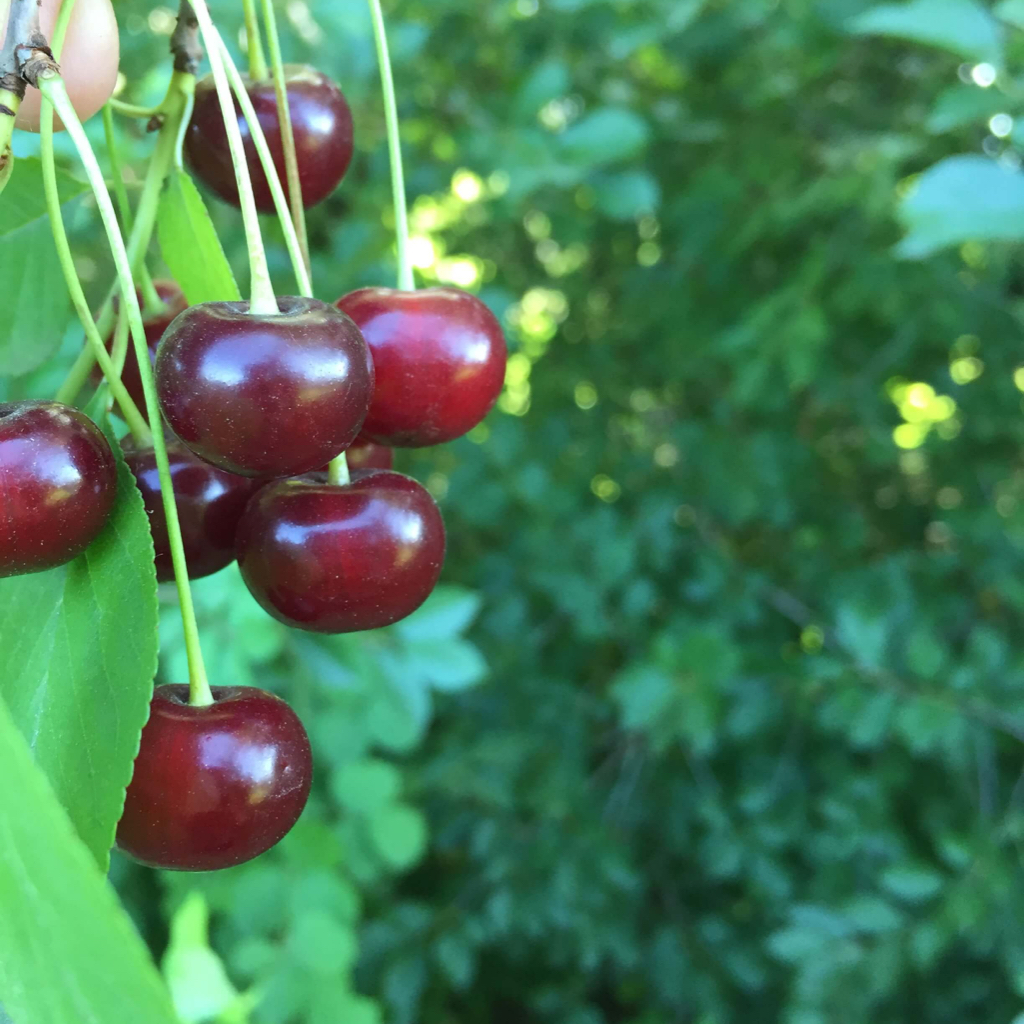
185, 65, 354, 212
335, 287, 507, 448
236, 469, 445, 633
0, 401, 117, 577
156, 296, 373, 478
91, 280, 187, 412
116, 684, 312, 871
123, 440, 261, 581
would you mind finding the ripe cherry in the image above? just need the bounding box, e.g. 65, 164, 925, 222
91, 280, 187, 412
334, 434, 393, 472
0, 401, 117, 577
236, 469, 445, 633
116, 685, 312, 871
123, 441, 261, 581
335, 287, 507, 448
185, 66, 354, 212
156, 297, 373, 478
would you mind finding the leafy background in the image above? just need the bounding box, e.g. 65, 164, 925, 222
8, 0, 1024, 1020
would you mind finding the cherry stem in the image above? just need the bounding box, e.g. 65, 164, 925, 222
190, 0, 278, 316
368, 0, 413, 291
104, 103, 163, 315
55, 72, 193, 403
103, 102, 133, 230
109, 303, 130, 389
260, 0, 310, 276
213, 29, 311, 297
107, 97, 161, 119
40, 83, 151, 438
37, 71, 214, 708
328, 453, 350, 486
241, 0, 268, 81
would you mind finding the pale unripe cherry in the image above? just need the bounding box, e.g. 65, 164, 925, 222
2, 0, 120, 132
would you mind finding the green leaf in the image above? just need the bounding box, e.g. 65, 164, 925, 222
0, 418, 158, 869
331, 758, 402, 813
0, 158, 89, 376
286, 911, 358, 976
847, 0, 1003, 63
0, 694, 179, 1024
995, 0, 1024, 28
896, 155, 1024, 257
925, 84, 1009, 134
881, 864, 945, 902
394, 585, 482, 641
560, 107, 651, 165
0, 156, 89, 235
369, 803, 428, 869
515, 60, 571, 121
593, 169, 661, 220
157, 170, 241, 305
410, 639, 488, 691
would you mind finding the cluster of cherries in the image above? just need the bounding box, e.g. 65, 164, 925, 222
0, 64, 505, 871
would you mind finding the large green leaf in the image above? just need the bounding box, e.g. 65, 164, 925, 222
157, 169, 241, 305
896, 154, 1024, 256
0, 693, 178, 1024
847, 0, 1003, 63
0, 417, 159, 870
0, 157, 89, 376
559, 107, 651, 165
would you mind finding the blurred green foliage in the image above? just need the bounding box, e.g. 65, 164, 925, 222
13, 0, 1024, 1020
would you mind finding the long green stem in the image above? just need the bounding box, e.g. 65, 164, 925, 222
241, 0, 268, 80
38, 74, 213, 707
214, 30, 311, 297
41, 101, 151, 439
55, 74, 191, 403
261, 0, 309, 275
368, 0, 413, 291
103, 103, 132, 231
190, 0, 277, 314
109, 303, 130, 384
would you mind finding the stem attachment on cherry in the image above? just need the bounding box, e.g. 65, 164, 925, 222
190, 0, 278, 315
368, 0, 413, 291
34, 70, 214, 708
328, 453, 350, 486
261, 0, 310, 276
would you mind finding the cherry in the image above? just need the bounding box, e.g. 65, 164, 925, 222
336, 434, 393, 472
0, 401, 117, 578
123, 440, 261, 582
185, 66, 354, 212
116, 684, 312, 871
236, 469, 445, 633
90, 280, 187, 412
334, 287, 507, 448
155, 296, 373, 478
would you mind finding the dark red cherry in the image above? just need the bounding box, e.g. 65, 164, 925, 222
184, 65, 354, 212
156, 296, 373, 478
123, 440, 261, 581
335, 287, 507, 448
236, 469, 445, 633
0, 401, 117, 577
90, 280, 187, 411
335, 434, 393, 472
116, 684, 312, 871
